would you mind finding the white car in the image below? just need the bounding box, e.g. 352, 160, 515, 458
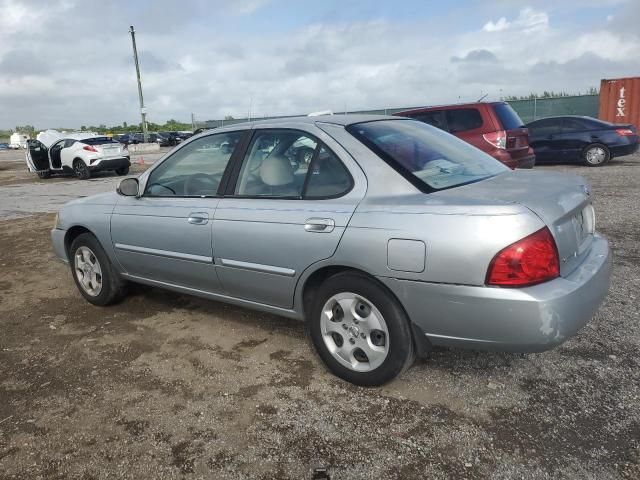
26, 130, 131, 179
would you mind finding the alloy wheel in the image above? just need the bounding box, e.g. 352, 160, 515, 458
74, 246, 103, 296
585, 146, 607, 165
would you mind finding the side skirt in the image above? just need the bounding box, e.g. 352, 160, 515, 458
120, 273, 303, 321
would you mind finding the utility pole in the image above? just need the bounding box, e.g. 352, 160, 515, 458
191, 112, 196, 131
129, 25, 148, 143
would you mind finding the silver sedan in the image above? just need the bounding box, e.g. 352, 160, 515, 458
51, 115, 612, 386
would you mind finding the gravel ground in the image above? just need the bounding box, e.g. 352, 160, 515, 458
0, 149, 638, 479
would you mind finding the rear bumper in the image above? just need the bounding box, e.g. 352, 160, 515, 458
493, 150, 536, 169
90, 157, 130, 171
379, 234, 611, 352
610, 141, 639, 158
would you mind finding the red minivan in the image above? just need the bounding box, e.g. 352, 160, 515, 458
394, 102, 536, 169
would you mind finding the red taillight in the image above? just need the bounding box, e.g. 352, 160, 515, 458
483, 130, 507, 149
486, 227, 559, 287
616, 128, 634, 136
83, 145, 98, 152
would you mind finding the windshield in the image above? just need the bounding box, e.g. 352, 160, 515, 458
348, 119, 508, 191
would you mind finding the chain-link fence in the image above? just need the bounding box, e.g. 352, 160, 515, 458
203, 95, 600, 128
505, 95, 599, 123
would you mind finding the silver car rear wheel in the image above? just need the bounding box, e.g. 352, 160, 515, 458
74, 246, 103, 297
320, 292, 389, 372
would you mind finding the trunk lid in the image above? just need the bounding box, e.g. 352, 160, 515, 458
95, 142, 124, 158
435, 170, 595, 277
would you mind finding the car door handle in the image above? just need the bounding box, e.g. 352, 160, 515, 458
188, 212, 209, 225
304, 218, 335, 233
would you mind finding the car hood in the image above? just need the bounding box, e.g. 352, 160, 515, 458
64, 191, 120, 208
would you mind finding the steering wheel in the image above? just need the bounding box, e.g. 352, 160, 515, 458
184, 173, 220, 196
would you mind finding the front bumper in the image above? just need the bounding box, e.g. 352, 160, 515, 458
380, 234, 612, 352
90, 157, 130, 172
51, 228, 68, 263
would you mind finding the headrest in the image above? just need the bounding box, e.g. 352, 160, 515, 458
260, 155, 294, 186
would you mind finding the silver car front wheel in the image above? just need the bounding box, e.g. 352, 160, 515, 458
69, 232, 126, 306
74, 246, 103, 296
320, 292, 389, 372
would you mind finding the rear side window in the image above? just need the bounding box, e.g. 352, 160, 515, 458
234, 129, 352, 199
493, 103, 525, 130
348, 119, 507, 192
445, 109, 483, 133
562, 118, 588, 132
412, 111, 446, 131
82, 137, 119, 145
305, 146, 353, 198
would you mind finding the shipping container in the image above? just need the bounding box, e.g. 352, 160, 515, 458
599, 76, 640, 131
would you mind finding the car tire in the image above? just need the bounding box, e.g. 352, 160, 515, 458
115, 166, 130, 176
582, 143, 610, 167
37, 170, 51, 179
309, 271, 415, 386
73, 158, 91, 179
69, 233, 126, 306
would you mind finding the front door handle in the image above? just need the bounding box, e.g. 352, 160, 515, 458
304, 218, 335, 233
188, 212, 209, 225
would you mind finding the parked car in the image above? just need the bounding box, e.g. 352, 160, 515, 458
51, 115, 611, 385
526, 116, 639, 166
26, 130, 130, 179
0, 142, 9, 150
395, 102, 536, 169
160, 132, 182, 146
114, 133, 139, 146
9, 132, 29, 149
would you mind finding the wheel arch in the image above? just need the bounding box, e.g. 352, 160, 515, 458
299, 264, 432, 357
64, 225, 94, 257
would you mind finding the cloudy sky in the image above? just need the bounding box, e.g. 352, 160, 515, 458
0, 0, 638, 129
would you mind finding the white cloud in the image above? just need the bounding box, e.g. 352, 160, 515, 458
483, 17, 509, 32
483, 8, 549, 34
0, 1, 637, 129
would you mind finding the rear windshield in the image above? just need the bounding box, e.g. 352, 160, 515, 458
492, 103, 525, 130
348, 119, 507, 191
82, 137, 119, 145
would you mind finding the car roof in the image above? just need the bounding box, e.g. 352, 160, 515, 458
243, 114, 404, 128
527, 115, 602, 123
394, 101, 507, 116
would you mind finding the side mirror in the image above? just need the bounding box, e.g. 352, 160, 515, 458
117, 177, 139, 197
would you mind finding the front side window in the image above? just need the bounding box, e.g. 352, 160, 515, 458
145, 131, 243, 197
234, 129, 352, 199
445, 108, 483, 133
527, 118, 561, 136
348, 119, 507, 191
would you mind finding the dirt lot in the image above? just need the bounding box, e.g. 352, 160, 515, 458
0, 149, 639, 479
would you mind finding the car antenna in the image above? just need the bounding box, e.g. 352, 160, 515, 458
477, 93, 489, 102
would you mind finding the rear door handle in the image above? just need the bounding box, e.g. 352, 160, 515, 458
188, 212, 209, 225
304, 218, 335, 233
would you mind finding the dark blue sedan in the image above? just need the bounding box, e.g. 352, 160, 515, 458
527, 116, 639, 166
